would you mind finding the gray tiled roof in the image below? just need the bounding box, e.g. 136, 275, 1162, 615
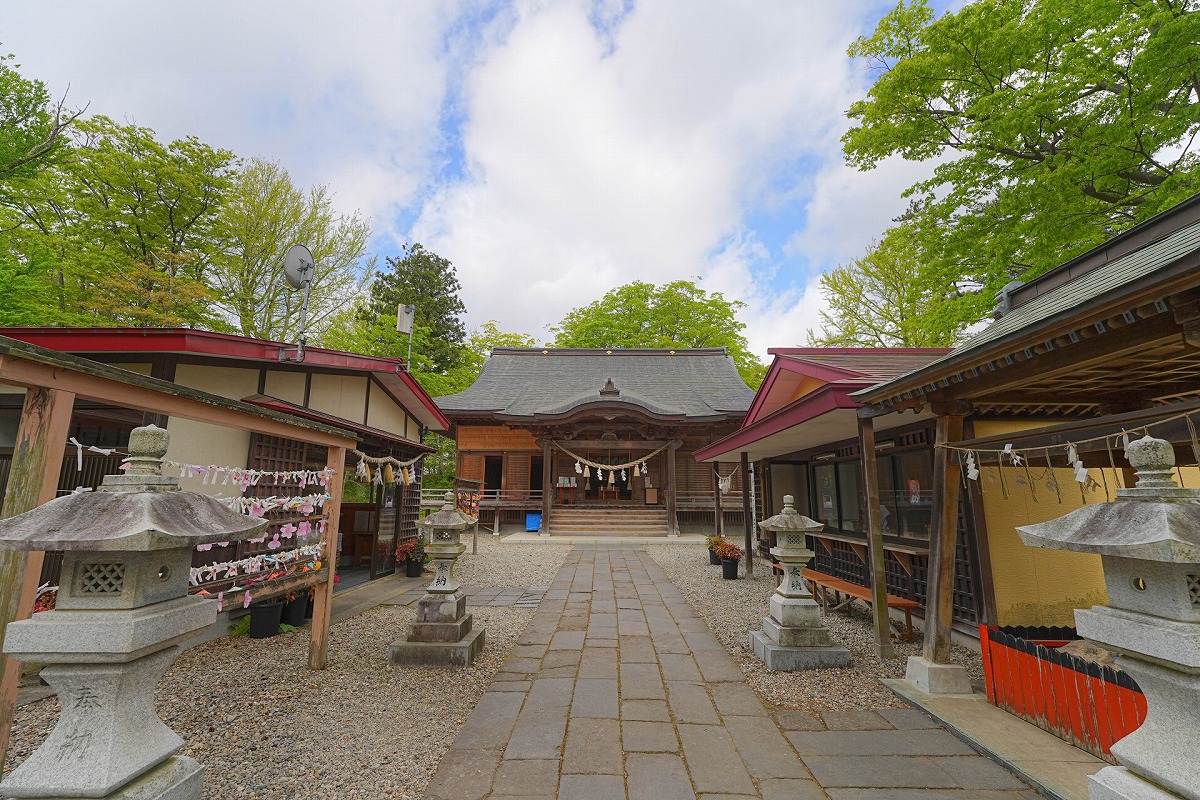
437, 348, 755, 419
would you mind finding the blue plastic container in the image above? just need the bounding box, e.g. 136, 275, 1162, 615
525, 511, 542, 532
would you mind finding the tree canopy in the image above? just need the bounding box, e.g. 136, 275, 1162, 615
833, 0, 1200, 340
0, 52, 78, 185
550, 279, 765, 387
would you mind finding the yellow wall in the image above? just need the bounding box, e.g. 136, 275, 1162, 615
787, 376, 826, 404
971, 420, 1108, 626
263, 370, 306, 405
164, 417, 251, 498
309, 374, 368, 424
173, 364, 260, 400
366, 381, 412, 440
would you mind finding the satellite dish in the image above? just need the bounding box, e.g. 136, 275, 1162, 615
283, 244, 315, 290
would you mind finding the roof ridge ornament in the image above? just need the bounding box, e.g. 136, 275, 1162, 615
600, 377, 620, 397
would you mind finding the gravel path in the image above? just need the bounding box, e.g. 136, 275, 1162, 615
647, 543, 984, 715
4, 536, 571, 800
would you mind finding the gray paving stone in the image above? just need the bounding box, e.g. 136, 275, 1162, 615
626, 753, 697, 800
874, 707, 942, 730
422, 748, 500, 800
620, 662, 666, 699
695, 651, 745, 682
929, 756, 1031, 789
503, 709, 568, 760
571, 678, 619, 719
659, 653, 703, 682
760, 777, 829, 800
775, 710, 825, 731
558, 774, 626, 800
450, 692, 525, 750
804, 756, 958, 788
722, 714, 810, 779
821, 710, 894, 730
502, 657, 542, 674
586, 636, 618, 648
543, 649, 581, 669
550, 630, 586, 650
666, 681, 720, 724
678, 724, 757, 795
619, 635, 658, 663
488, 678, 532, 692
579, 646, 619, 679
785, 730, 978, 757
651, 633, 693, 654
510, 644, 549, 659
711, 682, 767, 716
825, 791, 1042, 800
617, 597, 642, 609
489, 757, 558, 796
622, 720, 680, 752
562, 717, 623, 775
622, 699, 671, 722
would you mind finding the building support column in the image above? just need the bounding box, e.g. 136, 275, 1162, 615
541, 440, 553, 537
906, 412, 971, 693
741, 450, 754, 579
712, 468, 723, 537
0, 387, 76, 775
858, 416, 894, 660
309, 444, 346, 670
665, 440, 679, 537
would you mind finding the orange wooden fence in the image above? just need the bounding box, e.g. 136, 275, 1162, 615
979, 625, 1147, 763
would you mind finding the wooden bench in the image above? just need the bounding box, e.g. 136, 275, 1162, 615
797, 567, 920, 641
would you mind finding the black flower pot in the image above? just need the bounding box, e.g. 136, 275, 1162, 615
304, 595, 315, 619
248, 601, 283, 639
721, 558, 740, 580
708, 548, 721, 565
405, 558, 424, 578
280, 597, 307, 627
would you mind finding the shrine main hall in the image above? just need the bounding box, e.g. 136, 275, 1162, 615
436, 348, 756, 536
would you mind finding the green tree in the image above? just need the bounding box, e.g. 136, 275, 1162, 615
0, 52, 79, 185
550, 279, 764, 387
811, 222, 966, 347
361, 243, 467, 373
212, 158, 370, 340
843, 0, 1200, 332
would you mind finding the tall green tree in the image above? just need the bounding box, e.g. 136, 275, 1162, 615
361, 243, 466, 373
0, 52, 79, 185
550, 279, 764, 387
212, 158, 370, 340
843, 0, 1200, 332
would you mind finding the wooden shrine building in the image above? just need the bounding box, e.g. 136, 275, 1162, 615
436, 348, 756, 535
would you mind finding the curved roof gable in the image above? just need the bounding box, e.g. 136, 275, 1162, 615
437, 348, 755, 420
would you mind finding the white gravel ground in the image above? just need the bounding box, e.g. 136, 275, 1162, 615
647, 543, 985, 715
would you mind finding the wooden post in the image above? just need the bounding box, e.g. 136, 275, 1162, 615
858, 416, 894, 659
541, 441, 553, 536
0, 387, 75, 776
740, 451, 753, 578
309, 445, 346, 670
712, 468, 723, 537
666, 440, 679, 537
925, 414, 965, 664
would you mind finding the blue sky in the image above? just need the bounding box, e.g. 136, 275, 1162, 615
4, 0, 951, 359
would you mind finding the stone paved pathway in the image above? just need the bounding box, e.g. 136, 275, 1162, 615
423, 547, 1041, 800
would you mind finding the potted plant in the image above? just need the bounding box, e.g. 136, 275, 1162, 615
248, 596, 284, 638
397, 536, 427, 578
715, 540, 742, 580
705, 534, 726, 565
280, 591, 307, 627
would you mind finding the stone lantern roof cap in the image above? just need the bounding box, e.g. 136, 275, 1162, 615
1018, 435, 1200, 562
759, 495, 823, 533
418, 492, 475, 531
0, 424, 267, 552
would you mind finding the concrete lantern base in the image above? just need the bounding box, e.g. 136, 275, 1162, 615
1089, 765, 1184, 800
389, 628, 485, 668
749, 630, 850, 671
905, 656, 973, 695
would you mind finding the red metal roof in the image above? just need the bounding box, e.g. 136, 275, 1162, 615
0, 327, 450, 431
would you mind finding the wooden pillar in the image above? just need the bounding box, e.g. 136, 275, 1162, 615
309, 444, 346, 670
740, 451, 753, 578
0, 387, 75, 776
666, 440, 679, 536
541, 441, 553, 536
858, 416, 894, 659
925, 414, 965, 664
712, 468, 723, 537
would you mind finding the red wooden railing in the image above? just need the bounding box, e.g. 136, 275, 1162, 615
979, 625, 1147, 763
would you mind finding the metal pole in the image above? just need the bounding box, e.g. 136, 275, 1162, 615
740, 451, 753, 579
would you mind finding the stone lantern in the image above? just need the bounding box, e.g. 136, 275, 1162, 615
0, 425, 266, 800
1018, 436, 1200, 800
389, 492, 484, 667
749, 495, 850, 670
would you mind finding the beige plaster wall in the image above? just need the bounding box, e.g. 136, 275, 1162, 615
173, 364, 260, 400
366, 382, 412, 440
263, 370, 306, 405
164, 417, 251, 498
309, 374, 368, 425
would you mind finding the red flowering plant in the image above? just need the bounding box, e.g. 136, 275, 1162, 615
396, 538, 419, 562
714, 541, 742, 562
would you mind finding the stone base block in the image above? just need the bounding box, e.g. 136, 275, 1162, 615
415, 592, 466, 624
905, 656, 973, 695
389, 628, 485, 668
3, 756, 203, 800
749, 630, 850, 671
769, 594, 822, 629
408, 614, 473, 643
1089, 765, 1184, 800
762, 616, 837, 648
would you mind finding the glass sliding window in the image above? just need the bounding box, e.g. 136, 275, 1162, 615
876, 453, 900, 536
893, 450, 934, 539
836, 460, 863, 532
814, 463, 838, 530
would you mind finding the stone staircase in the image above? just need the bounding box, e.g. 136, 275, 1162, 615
547, 506, 671, 536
